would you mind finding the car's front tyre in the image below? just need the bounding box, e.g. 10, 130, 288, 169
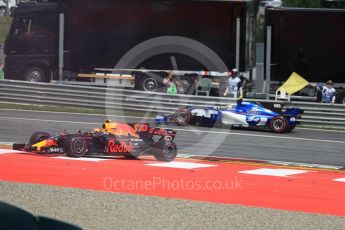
29, 131, 51, 145
64, 136, 88, 158
153, 139, 177, 162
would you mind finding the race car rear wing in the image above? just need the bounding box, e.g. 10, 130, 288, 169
127, 123, 176, 140
258, 102, 286, 114
259, 102, 303, 118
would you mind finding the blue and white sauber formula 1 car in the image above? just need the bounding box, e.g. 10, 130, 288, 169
155, 101, 303, 133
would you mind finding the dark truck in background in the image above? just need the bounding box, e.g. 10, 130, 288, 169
3, 0, 257, 94
265, 7, 345, 104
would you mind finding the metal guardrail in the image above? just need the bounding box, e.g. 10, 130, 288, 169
0, 80, 345, 129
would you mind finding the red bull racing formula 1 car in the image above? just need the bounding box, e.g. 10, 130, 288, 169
13, 120, 178, 162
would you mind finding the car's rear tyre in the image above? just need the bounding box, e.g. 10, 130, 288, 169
174, 108, 192, 126
29, 131, 51, 145
153, 140, 177, 162
269, 117, 288, 133
64, 136, 88, 158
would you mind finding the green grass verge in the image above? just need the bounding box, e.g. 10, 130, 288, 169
0, 16, 12, 44
0, 102, 156, 117
0, 102, 106, 114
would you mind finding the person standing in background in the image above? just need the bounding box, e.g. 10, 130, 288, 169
163, 71, 180, 94
311, 80, 336, 105
223, 68, 241, 98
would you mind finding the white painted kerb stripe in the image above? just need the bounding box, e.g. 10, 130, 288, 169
146, 162, 217, 169
268, 160, 344, 170
334, 178, 345, 182
0, 149, 25, 154
53, 156, 111, 162
239, 168, 310, 177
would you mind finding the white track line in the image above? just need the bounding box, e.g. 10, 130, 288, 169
0, 116, 99, 125
298, 127, 345, 133
1, 116, 345, 145
171, 127, 345, 145
0, 142, 14, 146
0, 109, 153, 119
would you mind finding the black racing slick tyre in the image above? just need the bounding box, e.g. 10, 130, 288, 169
174, 108, 192, 126
269, 117, 288, 133
153, 140, 177, 162
64, 136, 88, 158
29, 131, 51, 145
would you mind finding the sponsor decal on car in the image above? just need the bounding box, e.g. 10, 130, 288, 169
107, 139, 134, 153
47, 147, 64, 153
246, 116, 261, 125
247, 106, 260, 115
150, 128, 166, 135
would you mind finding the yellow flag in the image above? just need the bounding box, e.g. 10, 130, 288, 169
277, 72, 309, 95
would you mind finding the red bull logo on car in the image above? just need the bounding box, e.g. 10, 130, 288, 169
107, 139, 134, 153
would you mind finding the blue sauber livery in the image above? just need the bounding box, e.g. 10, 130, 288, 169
155, 101, 303, 133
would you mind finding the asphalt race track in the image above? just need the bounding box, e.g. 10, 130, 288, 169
0, 109, 344, 166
